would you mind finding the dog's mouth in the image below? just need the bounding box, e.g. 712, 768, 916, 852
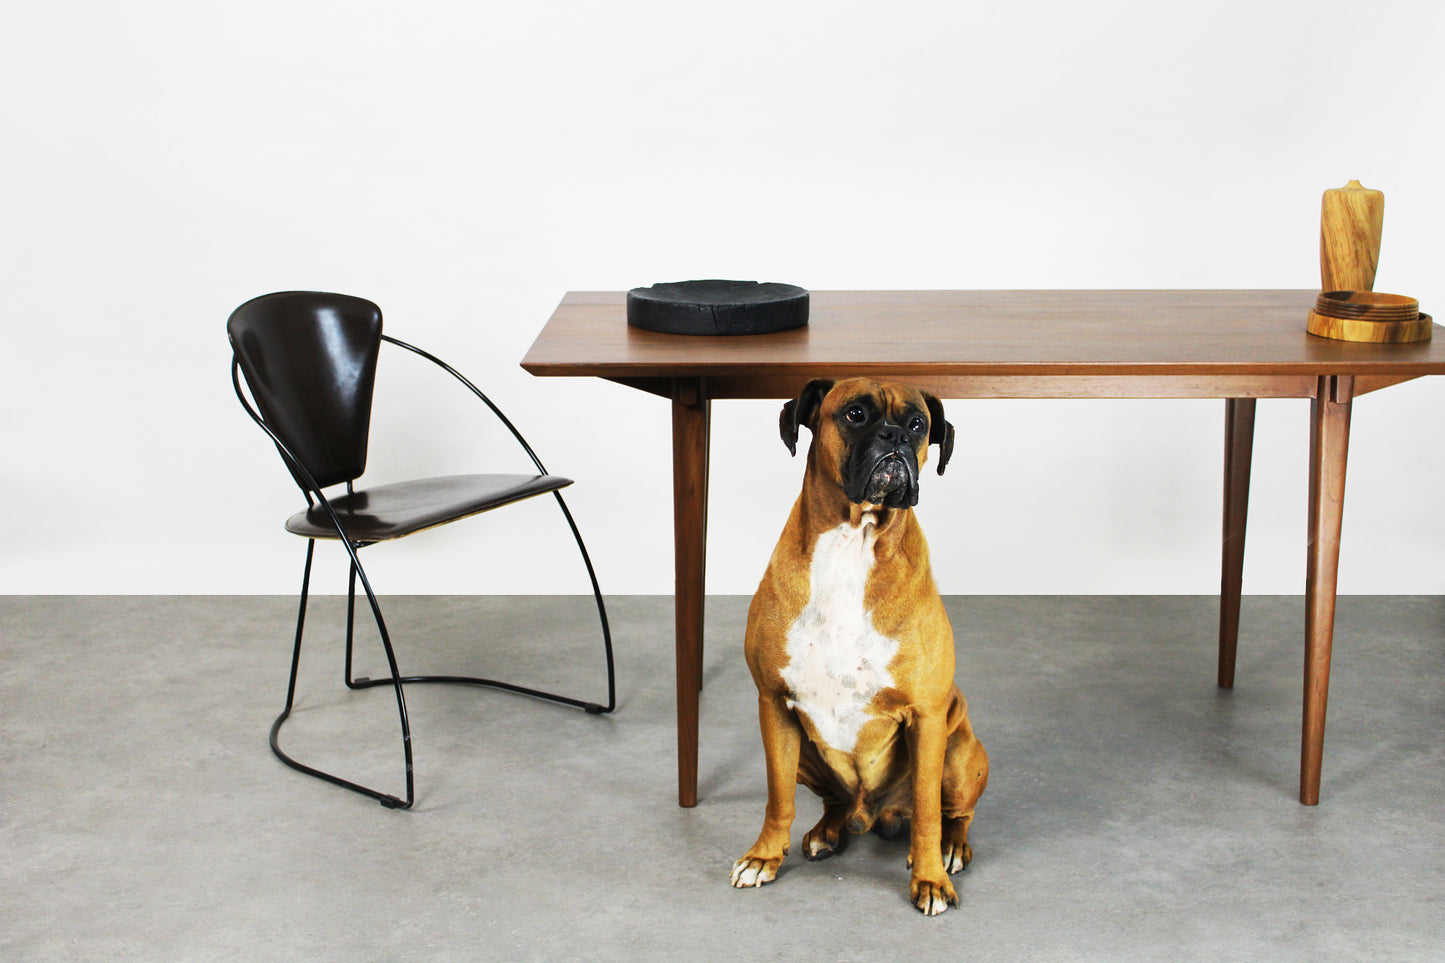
860, 451, 917, 506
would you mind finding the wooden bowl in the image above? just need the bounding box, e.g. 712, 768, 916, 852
1307, 301, 1433, 344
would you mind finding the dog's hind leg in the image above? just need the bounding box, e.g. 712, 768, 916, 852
941, 814, 974, 873
803, 805, 851, 861
873, 806, 909, 840
940, 706, 989, 875
798, 739, 853, 861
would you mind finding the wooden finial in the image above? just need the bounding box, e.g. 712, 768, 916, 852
1319, 180, 1384, 292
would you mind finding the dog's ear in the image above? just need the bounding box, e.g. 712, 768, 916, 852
923, 392, 955, 475
779, 378, 836, 456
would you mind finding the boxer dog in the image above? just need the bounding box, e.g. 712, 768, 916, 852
730, 378, 988, 915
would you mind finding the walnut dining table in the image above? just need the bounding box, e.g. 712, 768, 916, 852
522, 289, 1445, 808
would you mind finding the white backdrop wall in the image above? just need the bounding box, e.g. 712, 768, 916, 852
3, 1, 1443, 595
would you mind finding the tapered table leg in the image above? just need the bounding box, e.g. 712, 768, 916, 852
1219, 398, 1256, 689
699, 408, 710, 695
1302, 375, 1352, 805
672, 379, 711, 808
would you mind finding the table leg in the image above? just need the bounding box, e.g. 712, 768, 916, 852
699, 400, 711, 695
1302, 375, 1352, 805
1218, 398, 1256, 689
672, 379, 711, 808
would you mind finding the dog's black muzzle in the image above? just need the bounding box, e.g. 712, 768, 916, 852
842, 425, 922, 508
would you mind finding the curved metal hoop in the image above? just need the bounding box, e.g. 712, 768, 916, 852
232, 338, 616, 810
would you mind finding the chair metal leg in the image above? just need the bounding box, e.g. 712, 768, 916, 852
343, 493, 616, 716
278, 539, 314, 721
268, 539, 414, 810
344, 560, 359, 688
363, 335, 616, 711
270, 497, 617, 809
552, 490, 617, 714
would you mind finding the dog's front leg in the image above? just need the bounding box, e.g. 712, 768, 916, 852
906, 710, 957, 915
731, 692, 802, 888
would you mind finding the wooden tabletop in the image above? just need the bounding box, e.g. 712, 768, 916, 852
522, 290, 1445, 399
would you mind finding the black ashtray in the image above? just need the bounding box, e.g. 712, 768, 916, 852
626, 279, 809, 336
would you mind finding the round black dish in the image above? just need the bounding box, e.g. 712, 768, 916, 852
626, 280, 809, 336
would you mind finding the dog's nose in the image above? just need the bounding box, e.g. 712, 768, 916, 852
876, 424, 904, 445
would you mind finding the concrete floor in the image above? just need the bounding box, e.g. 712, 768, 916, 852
2, 594, 1442, 961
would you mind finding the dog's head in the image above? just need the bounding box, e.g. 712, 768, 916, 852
779, 377, 954, 509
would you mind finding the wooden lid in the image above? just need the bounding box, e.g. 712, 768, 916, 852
1315, 291, 1420, 321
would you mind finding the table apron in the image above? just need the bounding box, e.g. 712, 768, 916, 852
614, 372, 1421, 401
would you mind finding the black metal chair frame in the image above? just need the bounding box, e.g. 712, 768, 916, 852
231, 332, 615, 810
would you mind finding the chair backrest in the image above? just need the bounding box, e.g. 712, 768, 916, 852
228, 291, 383, 491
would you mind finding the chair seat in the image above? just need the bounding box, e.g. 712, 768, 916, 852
285, 473, 573, 542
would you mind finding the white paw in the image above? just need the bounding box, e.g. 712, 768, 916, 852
942, 838, 973, 874
917, 888, 953, 916
910, 878, 958, 916
805, 835, 835, 860
730, 858, 778, 888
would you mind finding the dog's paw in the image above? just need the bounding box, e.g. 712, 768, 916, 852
909, 876, 959, 916
942, 840, 972, 874
803, 823, 847, 861
730, 856, 781, 888
872, 809, 908, 841
941, 815, 974, 874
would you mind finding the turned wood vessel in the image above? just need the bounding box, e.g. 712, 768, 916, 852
1320, 180, 1384, 293
1307, 181, 1431, 342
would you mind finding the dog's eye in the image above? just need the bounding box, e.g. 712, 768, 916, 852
844, 406, 866, 424
908, 415, 927, 434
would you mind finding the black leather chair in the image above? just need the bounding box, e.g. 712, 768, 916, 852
228, 291, 615, 809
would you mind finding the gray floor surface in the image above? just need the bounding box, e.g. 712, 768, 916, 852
2, 594, 1442, 961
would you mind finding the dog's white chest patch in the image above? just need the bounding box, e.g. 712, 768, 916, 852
781, 518, 900, 754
